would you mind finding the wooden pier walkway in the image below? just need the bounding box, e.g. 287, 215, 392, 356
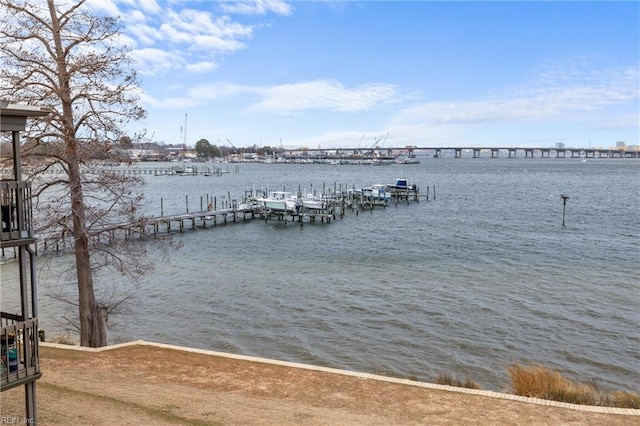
1, 183, 431, 258
35, 204, 263, 255
41, 164, 240, 177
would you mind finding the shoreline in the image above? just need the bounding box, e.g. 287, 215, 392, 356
2, 340, 637, 425
39, 339, 639, 416
33, 340, 640, 420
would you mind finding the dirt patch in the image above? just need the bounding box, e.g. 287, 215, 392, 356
1, 343, 637, 425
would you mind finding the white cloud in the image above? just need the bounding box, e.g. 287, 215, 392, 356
87, 0, 160, 18
85, 0, 121, 16
185, 82, 250, 100
219, 0, 293, 16
78, 1, 272, 77
159, 9, 253, 46
143, 79, 400, 115
75, 1, 290, 92
135, 0, 162, 15
142, 82, 248, 109
391, 65, 639, 128
249, 80, 400, 114
131, 48, 183, 75
127, 21, 162, 47
185, 61, 219, 73
190, 33, 248, 52
124, 7, 255, 74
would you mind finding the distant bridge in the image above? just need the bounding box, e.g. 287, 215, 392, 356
283, 146, 639, 159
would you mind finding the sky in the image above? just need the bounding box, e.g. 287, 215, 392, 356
88, 0, 639, 149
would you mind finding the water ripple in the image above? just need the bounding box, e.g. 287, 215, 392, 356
2, 159, 637, 392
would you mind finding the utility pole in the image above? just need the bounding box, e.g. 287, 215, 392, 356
179, 113, 188, 157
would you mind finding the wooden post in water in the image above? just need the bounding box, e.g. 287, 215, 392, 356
186, 195, 189, 213
160, 198, 164, 217
561, 194, 569, 227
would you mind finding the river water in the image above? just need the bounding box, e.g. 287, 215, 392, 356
2, 156, 639, 392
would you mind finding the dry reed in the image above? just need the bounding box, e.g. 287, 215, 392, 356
435, 372, 481, 390
507, 363, 640, 409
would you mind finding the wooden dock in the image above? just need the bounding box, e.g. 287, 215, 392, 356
262, 210, 336, 225
41, 164, 241, 177
260, 183, 426, 225
35, 204, 263, 255
0, 183, 430, 258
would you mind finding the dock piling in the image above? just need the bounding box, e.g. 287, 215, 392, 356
561, 194, 569, 227
29, 181, 431, 256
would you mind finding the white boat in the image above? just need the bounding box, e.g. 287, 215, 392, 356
394, 155, 420, 164
386, 178, 417, 193
301, 193, 326, 210
236, 197, 262, 211
368, 184, 391, 202
256, 191, 299, 213
348, 185, 391, 203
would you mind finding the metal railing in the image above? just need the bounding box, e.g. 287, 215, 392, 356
0, 180, 34, 242
1, 312, 41, 389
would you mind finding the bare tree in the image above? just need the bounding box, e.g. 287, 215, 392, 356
0, 0, 160, 347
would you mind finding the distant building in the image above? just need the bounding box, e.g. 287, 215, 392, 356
555, 142, 565, 149
616, 141, 626, 149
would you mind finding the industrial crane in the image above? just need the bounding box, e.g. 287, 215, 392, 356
226, 138, 237, 154
366, 132, 388, 157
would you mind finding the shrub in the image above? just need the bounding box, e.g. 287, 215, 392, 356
507, 363, 640, 408
51, 334, 77, 345
435, 372, 481, 390
607, 390, 640, 409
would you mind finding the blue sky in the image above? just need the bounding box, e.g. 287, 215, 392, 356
91, 1, 639, 149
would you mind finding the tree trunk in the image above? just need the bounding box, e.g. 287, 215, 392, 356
69, 163, 106, 347
49, 0, 106, 347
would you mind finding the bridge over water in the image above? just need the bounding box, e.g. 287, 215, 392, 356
283, 146, 639, 159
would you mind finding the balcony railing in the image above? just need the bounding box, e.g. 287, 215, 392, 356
0, 180, 34, 244
1, 313, 41, 390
